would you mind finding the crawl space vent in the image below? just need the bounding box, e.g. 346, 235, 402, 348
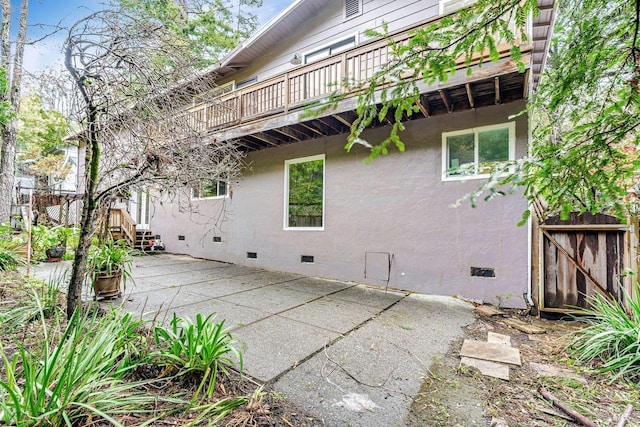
301, 255, 314, 263
178, 235, 185, 241
213, 236, 222, 243
471, 267, 495, 278
247, 252, 257, 259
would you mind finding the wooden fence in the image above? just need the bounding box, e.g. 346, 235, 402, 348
536, 213, 638, 314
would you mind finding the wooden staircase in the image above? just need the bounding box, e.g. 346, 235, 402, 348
109, 208, 162, 252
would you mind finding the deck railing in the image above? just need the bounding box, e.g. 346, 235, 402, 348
183, 15, 527, 134
109, 208, 136, 246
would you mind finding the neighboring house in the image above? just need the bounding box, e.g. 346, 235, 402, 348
148, 0, 555, 308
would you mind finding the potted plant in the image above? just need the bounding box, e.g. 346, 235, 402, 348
87, 239, 134, 299
44, 226, 72, 261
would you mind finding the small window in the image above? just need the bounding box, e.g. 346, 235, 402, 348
442, 123, 515, 180
344, 0, 362, 19
193, 81, 234, 104
439, 0, 477, 14
284, 155, 325, 230
236, 76, 257, 89
192, 179, 228, 199
304, 36, 356, 64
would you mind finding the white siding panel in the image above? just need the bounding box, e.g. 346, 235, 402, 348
226, 0, 439, 85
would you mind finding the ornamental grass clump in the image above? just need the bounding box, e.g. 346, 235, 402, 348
0, 239, 25, 271
0, 304, 161, 426
0, 275, 62, 331
152, 312, 243, 400
568, 284, 640, 382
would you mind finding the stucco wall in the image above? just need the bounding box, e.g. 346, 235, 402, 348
150, 101, 530, 308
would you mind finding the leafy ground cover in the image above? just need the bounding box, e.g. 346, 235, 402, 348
0, 270, 321, 426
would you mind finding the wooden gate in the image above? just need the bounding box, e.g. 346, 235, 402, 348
538, 213, 637, 313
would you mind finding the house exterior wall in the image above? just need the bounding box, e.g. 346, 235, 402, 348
223, 0, 440, 86
150, 100, 530, 308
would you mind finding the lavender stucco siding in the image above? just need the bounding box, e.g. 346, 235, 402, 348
150, 101, 530, 308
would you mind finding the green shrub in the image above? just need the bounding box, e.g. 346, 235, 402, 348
568, 284, 640, 382
0, 239, 26, 271
0, 305, 158, 426
0, 276, 61, 331
152, 313, 243, 399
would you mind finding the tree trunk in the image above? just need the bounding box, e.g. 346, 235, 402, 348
0, 0, 28, 223
66, 107, 100, 317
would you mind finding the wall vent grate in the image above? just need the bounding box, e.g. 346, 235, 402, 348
345, 0, 360, 18
247, 252, 257, 259
213, 236, 222, 243
301, 255, 314, 263
471, 267, 495, 278
178, 235, 185, 241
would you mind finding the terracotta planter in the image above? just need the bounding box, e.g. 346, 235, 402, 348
93, 270, 122, 300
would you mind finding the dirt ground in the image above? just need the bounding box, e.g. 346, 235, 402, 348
406, 308, 640, 427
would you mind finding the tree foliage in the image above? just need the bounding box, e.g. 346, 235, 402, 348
522, 0, 640, 218
322, 0, 639, 220
315, 0, 537, 160
63, 9, 244, 316
114, 0, 263, 67
16, 95, 70, 186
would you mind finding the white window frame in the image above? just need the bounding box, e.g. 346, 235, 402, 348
441, 122, 516, 181
191, 179, 229, 200
303, 34, 358, 65
284, 154, 325, 231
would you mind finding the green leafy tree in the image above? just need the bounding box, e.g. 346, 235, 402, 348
114, 0, 263, 67
17, 95, 71, 187
323, 0, 639, 220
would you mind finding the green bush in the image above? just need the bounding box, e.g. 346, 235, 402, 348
0, 275, 61, 331
0, 305, 159, 426
0, 239, 26, 271
568, 284, 640, 382
153, 313, 243, 399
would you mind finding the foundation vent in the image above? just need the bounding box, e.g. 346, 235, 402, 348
471, 267, 495, 278
247, 252, 257, 259
301, 255, 314, 263
178, 235, 185, 241
213, 236, 222, 243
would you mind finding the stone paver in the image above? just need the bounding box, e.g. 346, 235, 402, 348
31, 254, 475, 427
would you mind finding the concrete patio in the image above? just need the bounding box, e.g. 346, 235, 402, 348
34, 253, 475, 427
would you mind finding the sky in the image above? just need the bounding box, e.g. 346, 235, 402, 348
18, 0, 291, 74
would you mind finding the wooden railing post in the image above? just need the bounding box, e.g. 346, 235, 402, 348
284, 73, 290, 113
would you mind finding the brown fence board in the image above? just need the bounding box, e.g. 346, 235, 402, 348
539, 214, 631, 313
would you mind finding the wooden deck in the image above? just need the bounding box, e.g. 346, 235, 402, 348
181, 13, 537, 151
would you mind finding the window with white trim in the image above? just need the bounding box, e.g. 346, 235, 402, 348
304, 36, 356, 64
192, 179, 228, 199
284, 155, 325, 230
442, 122, 515, 180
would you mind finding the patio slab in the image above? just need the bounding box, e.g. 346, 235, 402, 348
278, 296, 382, 334
233, 315, 341, 382
219, 285, 322, 314
29, 254, 476, 427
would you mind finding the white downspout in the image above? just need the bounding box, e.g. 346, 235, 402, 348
526, 210, 534, 306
